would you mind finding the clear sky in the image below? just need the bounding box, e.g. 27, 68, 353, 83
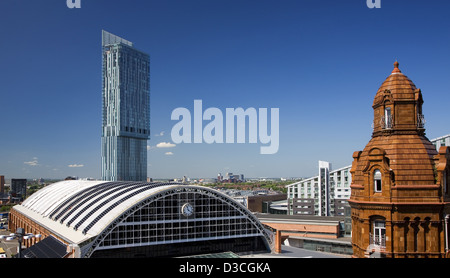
1, 0, 449, 180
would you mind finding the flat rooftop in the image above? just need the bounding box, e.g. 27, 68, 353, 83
254, 212, 345, 224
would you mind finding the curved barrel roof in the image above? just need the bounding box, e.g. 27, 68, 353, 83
14, 180, 271, 253
15, 181, 186, 242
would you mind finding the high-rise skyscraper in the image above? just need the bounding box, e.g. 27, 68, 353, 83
11, 179, 27, 198
0, 175, 5, 196
101, 30, 150, 181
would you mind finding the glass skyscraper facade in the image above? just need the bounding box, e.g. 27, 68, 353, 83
101, 30, 150, 181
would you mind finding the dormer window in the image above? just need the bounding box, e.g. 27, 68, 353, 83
374, 170, 382, 192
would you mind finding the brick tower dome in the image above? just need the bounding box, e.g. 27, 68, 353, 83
348, 62, 450, 258
352, 61, 438, 187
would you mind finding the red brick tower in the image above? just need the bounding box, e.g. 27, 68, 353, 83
349, 62, 450, 258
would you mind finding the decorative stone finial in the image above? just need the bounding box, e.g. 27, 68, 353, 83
392, 61, 401, 73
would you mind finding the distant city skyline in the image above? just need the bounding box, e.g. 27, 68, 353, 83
1, 1, 449, 180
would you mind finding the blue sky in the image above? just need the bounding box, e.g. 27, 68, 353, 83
0, 0, 449, 180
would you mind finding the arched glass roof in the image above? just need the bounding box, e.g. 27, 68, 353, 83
14, 180, 272, 256
20, 181, 183, 237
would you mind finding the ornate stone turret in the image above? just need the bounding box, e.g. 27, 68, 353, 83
372, 61, 426, 136
349, 62, 450, 258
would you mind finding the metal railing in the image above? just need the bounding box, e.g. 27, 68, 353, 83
370, 233, 386, 250
380, 115, 393, 129
417, 114, 426, 128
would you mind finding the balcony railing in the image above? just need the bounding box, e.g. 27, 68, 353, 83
380, 115, 393, 129
369, 234, 386, 250
417, 114, 426, 128
372, 114, 426, 130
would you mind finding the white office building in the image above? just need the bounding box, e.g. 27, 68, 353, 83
431, 134, 450, 149
286, 161, 351, 217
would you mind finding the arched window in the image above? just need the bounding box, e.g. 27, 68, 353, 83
374, 170, 382, 192
384, 107, 392, 129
